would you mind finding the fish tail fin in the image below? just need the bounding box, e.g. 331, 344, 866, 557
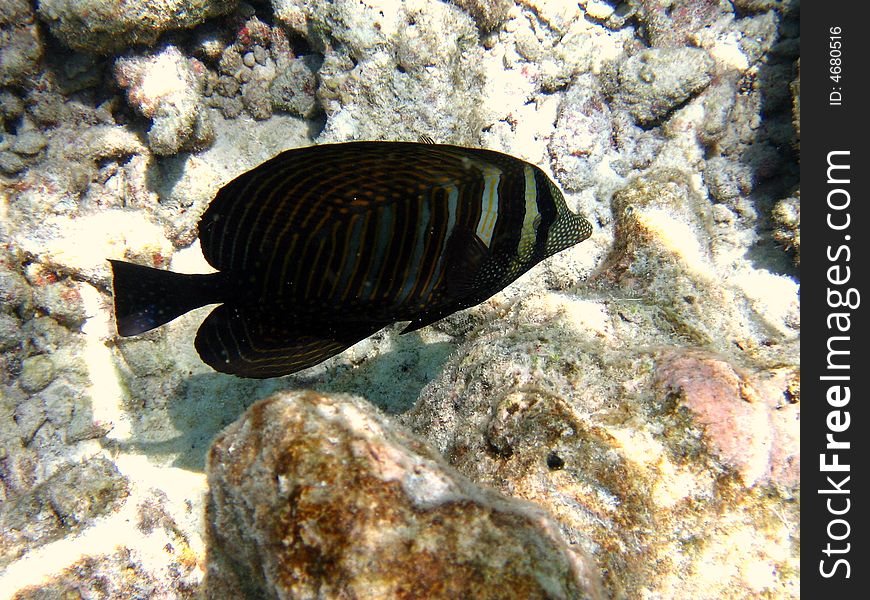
109, 259, 225, 336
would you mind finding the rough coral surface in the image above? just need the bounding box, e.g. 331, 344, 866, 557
0, 7, 42, 88
654, 350, 799, 487
402, 295, 799, 598
453, 0, 513, 31
607, 47, 716, 127
114, 46, 213, 155
549, 77, 613, 192
206, 391, 604, 600
36, 0, 239, 54
12, 545, 202, 600
275, 0, 488, 143
0, 458, 129, 568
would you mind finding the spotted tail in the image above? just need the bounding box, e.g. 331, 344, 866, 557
109, 259, 226, 336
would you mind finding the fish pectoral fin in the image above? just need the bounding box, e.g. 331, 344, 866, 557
194, 304, 386, 378
443, 229, 490, 297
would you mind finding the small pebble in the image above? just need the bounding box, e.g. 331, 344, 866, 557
253, 45, 268, 66
19, 354, 56, 393
0, 269, 35, 318
242, 52, 256, 68
11, 130, 47, 155
0, 150, 26, 174
217, 75, 240, 97
0, 313, 21, 351
0, 91, 24, 120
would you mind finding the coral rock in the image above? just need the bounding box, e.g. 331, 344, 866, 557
269, 56, 322, 118
0, 268, 34, 321
0, 1, 42, 87
17, 354, 56, 393
114, 46, 210, 155
36, 0, 238, 55
0, 314, 22, 351
276, 0, 487, 143
0, 458, 129, 568
630, 0, 732, 48
731, 0, 798, 13
0, 150, 26, 174
772, 194, 800, 266
608, 47, 715, 127
206, 391, 603, 600
402, 293, 799, 597
654, 350, 800, 487
12, 545, 201, 599
453, 0, 513, 31
549, 76, 613, 192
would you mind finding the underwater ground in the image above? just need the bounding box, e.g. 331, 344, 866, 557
1, 1, 799, 598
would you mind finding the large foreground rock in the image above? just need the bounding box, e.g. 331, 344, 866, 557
205, 391, 603, 599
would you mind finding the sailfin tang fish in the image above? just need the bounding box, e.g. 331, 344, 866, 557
110, 141, 593, 378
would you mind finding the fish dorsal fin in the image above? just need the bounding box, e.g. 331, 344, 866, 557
194, 304, 386, 378
418, 135, 436, 144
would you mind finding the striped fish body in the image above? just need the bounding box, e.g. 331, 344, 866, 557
111, 141, 592, 378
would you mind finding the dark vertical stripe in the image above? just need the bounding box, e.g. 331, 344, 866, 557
328, 212, 361, 299
316, 220, 343, 297
395, 195, 431, 303
413, 188, 450, 306
531, 169, 557, 262
368, 203, 398, 302
383, 190, 420, 300
490, 165, 526, 259
359, 203, 393, 302
342, 208, 377, 303
422, 184, 460, 303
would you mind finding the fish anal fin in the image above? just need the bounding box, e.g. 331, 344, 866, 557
194, 304, 386, 378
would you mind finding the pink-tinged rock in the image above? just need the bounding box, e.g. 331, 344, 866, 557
654, 350, 799, 487
206, 391, 603, 600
